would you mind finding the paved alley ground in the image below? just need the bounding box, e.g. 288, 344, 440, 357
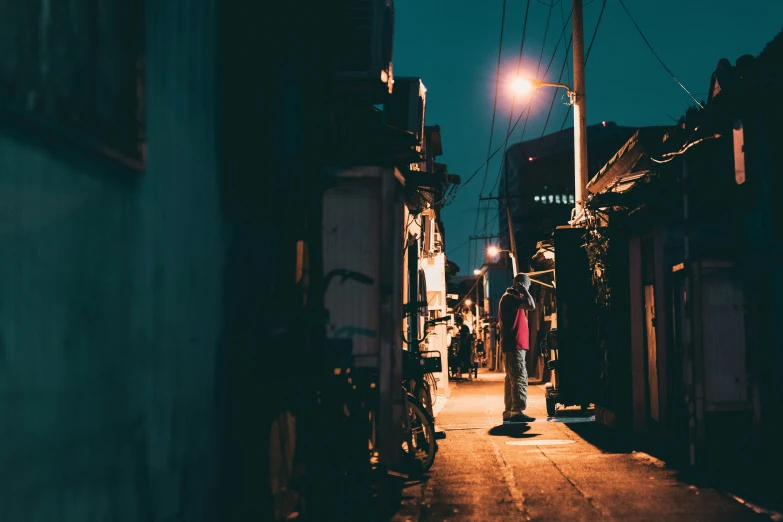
392, 369, 781, 522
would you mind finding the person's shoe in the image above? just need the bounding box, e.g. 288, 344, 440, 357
502, 411, 520, 421
509, 412, 536, 423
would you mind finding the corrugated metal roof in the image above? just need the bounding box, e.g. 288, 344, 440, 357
587, 126, 669, 195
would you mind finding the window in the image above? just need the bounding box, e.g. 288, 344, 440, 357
534, 193, 575, 204
0, 0, 146, 168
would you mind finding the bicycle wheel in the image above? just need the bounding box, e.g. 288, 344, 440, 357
414, 381, 433, 419
401, 394, 436, 474
424, 372, 437, 407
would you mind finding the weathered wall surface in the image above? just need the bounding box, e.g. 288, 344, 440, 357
0, 0, 222, 520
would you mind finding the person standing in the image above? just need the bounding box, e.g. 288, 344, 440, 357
453, 317, 472, 379
499, 273, 536, 422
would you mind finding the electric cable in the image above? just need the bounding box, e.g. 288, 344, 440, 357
477, 0, 509, 200
616, 0, 704, 109
471, 0, 509, 269
488, 0, 556, 196
437, 4, 574, 208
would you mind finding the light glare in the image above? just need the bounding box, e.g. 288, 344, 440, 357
511, 78, 533, 95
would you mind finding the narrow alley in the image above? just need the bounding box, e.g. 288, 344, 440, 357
393, 370, 780, 522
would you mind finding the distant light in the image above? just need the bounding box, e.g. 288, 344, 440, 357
487, 246, 500, 257
562, 194, 567, 203
555, 195, 561, 204
602, 121, 606, 126
548, 195, 554, 203
534, 196, 540, 202
474, 269, 482, 275
569, 194, 575, 203
465, 298, 472, 306
528, 156, 535, 161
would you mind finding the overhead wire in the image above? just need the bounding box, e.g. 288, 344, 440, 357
533, 21, 574, 157
476, 0, 531, 271
471, 0, 509, 272
488, 0, 557, 197
650, 134, 722, 163
436, 4, 574, 209
477, 0, 509, 200
616, 0, 704, 109
560, 0, 571, 91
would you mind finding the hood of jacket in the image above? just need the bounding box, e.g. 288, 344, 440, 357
504, 287, 522, 299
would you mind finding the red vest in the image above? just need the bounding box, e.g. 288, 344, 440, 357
500, 290, 530, 351
512, 308, 529, 351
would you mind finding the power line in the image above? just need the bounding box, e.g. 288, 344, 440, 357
533, 14, 574, 157
474, 0, 532, 270
446, 236, 472, 256
477, 0, 509, 200
495, 0, 532, 197
488, 0, 557, 196
452, 211, 499, 263
560, 0, 571, 90
616, 0, 704, 109
472, 0, 509, 266
490, 0, 532, 270
437, 5, 574, 208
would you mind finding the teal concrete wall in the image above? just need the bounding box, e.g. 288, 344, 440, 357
0, 0, 222, 520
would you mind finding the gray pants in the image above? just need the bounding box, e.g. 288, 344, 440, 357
504, 349, 528, 413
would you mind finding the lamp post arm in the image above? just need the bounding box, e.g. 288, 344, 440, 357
537, 81, 573, 94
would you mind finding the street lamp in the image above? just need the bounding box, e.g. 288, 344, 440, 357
511, 76, 588, 222
511, 78, 575, 105
487, 246, 518, 277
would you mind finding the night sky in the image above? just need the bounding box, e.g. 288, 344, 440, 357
393, 0, 783, 274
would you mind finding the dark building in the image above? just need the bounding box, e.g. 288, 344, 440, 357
582, 29, 783, 508
498, 122, 638, 265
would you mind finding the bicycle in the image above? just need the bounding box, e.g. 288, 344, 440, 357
270, 269, 379, 521
399, 314, 449, 476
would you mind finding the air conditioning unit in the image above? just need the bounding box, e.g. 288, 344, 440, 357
335, 0, 395, 101
386, 77, 426, 146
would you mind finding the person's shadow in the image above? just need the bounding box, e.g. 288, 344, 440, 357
488, 424, 537, 438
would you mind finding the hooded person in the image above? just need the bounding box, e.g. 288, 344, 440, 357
498, 273, 536, 422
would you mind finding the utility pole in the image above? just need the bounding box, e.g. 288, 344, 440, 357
503, 164, 519, 275
572, 0, 588, 220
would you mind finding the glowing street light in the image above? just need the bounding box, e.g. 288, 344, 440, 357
473, 268, 482, 276
465, 298, 472, 306
510, 77, 534, 96
487, 246, 518, 276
